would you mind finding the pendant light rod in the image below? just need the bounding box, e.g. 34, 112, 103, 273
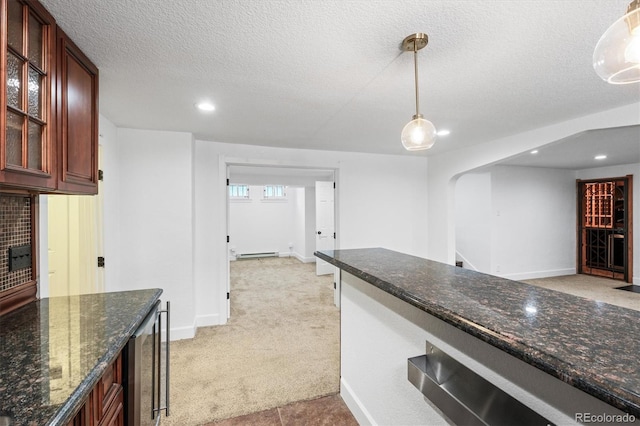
413, 46, 420, 117
402, 33, 428, 117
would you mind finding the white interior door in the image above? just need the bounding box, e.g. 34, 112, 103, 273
48, 146, 103, 296
315, 181, 335, 275
48, 194, 100, 296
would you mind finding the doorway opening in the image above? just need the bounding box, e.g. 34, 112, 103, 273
577, 175, 633, 283
46, 145, 104, 297
225, 164, 338, 318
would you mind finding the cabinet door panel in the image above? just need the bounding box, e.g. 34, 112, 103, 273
56, 28, 98, 194
66, 56, 93, 177
1, 0, 56, 190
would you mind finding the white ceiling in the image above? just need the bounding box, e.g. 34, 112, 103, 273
498, 125, 640, 170
40, 0, 640, 162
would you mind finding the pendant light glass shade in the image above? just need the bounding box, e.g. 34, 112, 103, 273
401, 115, 437, 151
593, 0, 640, 84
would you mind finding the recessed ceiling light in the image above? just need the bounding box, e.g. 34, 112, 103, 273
196, 102, 215, 112
595, 155, 607, 160
530, 150, 539, 154
437, 129, 450, 136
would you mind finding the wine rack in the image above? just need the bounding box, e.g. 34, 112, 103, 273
583, 182, 614, 228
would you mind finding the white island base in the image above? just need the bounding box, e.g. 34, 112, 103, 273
339, 271, 634, 426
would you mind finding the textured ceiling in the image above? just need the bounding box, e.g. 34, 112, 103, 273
495, 125, 640, 170
39, 0, 640, 158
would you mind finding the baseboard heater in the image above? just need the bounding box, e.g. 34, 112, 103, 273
236, 252, 279, 259
408, 340, 553, 426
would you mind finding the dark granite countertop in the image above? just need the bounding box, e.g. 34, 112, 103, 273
316, 248, 640, 416
0, 288, 162, 426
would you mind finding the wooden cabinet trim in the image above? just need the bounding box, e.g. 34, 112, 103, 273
0, 280, 37, 315
0, 0, 57, 190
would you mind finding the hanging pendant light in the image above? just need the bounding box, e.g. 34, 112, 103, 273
401, 33, 437, 151
593, 0, 640, 84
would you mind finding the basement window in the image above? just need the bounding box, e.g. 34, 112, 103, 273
229, 184, 250, 199
263, 185, 286, 200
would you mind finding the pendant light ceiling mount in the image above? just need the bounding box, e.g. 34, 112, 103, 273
400, 32, 437, 151
401, 33, 429, 52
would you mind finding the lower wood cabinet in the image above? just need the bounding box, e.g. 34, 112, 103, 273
68, 353, 123, 426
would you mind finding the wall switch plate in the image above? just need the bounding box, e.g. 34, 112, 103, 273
8, 245, 31, 272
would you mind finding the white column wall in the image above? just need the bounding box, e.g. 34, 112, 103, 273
454, 172, 492, 273
304, 186, 317, 261
108, 127, 196, 340
490, 166, 576, 280
291, 188, 306, 261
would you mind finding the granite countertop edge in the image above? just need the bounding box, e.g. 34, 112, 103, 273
47, 289, 163, 425
315, 250, 640, 416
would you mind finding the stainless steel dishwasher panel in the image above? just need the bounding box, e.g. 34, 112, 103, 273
408, 341, 553, 426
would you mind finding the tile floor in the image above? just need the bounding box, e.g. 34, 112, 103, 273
206, 394, 358, 426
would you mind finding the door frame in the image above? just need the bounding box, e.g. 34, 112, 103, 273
221, 158, 340, 320
577, 175, 633, 283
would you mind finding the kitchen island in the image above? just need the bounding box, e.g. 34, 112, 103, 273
316, 248, 640, 425
0, 288, 162, 426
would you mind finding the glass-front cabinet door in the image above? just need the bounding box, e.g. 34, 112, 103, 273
2, 0, 56, 190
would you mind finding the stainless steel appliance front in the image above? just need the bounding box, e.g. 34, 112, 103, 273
125, 301, 170, 426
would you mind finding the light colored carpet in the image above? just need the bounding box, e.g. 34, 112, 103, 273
522, 274, 640, 312
163, 257, 340, 426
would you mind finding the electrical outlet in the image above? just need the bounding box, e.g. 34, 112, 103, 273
9, 245, 31, 272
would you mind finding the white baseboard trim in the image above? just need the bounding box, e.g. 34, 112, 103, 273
501, 268, 576, 281
634, 276, 639, 286
170, 323, 196, 341
196, 313, 221, 328
340, 377, 376, 426
293, 252, 316, 263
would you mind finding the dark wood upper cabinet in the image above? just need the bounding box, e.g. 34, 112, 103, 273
56, 28, 98, 194
1, 0, 98, 194
0, 0, 57, 190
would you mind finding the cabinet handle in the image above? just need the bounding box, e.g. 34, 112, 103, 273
154, 302, 171, 420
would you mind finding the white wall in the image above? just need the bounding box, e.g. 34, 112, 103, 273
289, 186, 318, 263
455, 166, 576, 280
455, 172, 492, 273
194, 140, 429, 336
490, 166, 576, 280
107, 127, 196, 340
93, 134, 429, 338
576, 163, 640, 285
304, 186, 316, 260
228, 185, 295, 257
291, 188, 306, 261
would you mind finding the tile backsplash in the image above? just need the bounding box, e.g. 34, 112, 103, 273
0, 194, 32, 292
